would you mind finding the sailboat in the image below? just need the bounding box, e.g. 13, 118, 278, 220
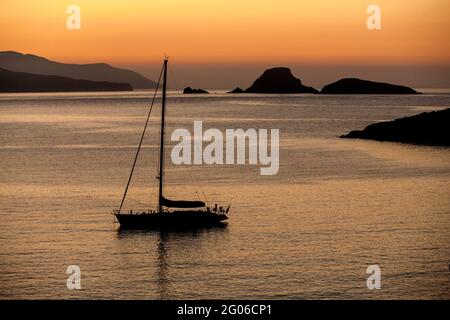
113, 58, 229, 229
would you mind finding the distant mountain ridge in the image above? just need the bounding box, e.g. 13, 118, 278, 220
0, 67, 132, 92
0, 51, 156, 89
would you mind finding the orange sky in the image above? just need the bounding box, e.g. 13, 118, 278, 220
1, 0, 449, 66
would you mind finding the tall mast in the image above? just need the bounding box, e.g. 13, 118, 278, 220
158, 58, 168, 213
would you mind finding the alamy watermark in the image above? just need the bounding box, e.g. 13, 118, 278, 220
66, 265, 81, 290
367, 5, 381, 30
66, 5, 81, 30
366, 265, 381, 290
171, 121, 279, 175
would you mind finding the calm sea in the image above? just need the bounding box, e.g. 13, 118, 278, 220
0, 91, 449, 299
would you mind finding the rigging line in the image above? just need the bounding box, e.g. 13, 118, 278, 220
118, 64, 165, 212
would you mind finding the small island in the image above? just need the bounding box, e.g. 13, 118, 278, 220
227, 87, 245, 93
183, 87, 209, 94
321, 78, 419, 94
245, 67, 318, 94
0, 67, 132, 92
341, 108, 450, 146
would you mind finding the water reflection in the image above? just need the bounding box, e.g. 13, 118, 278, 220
117, 224, 229, 299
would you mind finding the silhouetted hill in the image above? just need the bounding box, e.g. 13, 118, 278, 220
228, 87, 245, 93
321, 78, 419, 94
183, 87, 209, 94
245, 67, 318, 93
341, 108, 450, 146
0, 67, 132, 92
0, 51, 155, 89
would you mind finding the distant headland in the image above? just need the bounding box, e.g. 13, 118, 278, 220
341, 108, 450, 146
0, 51, 155, 92
0, 67, 132, 92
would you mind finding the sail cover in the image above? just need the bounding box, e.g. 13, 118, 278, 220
160, 196, 205, 208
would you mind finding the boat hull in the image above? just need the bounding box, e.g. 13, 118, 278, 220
114, 210, 228, 229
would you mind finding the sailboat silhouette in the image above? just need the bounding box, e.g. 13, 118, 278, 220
113, 58, 229, 229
